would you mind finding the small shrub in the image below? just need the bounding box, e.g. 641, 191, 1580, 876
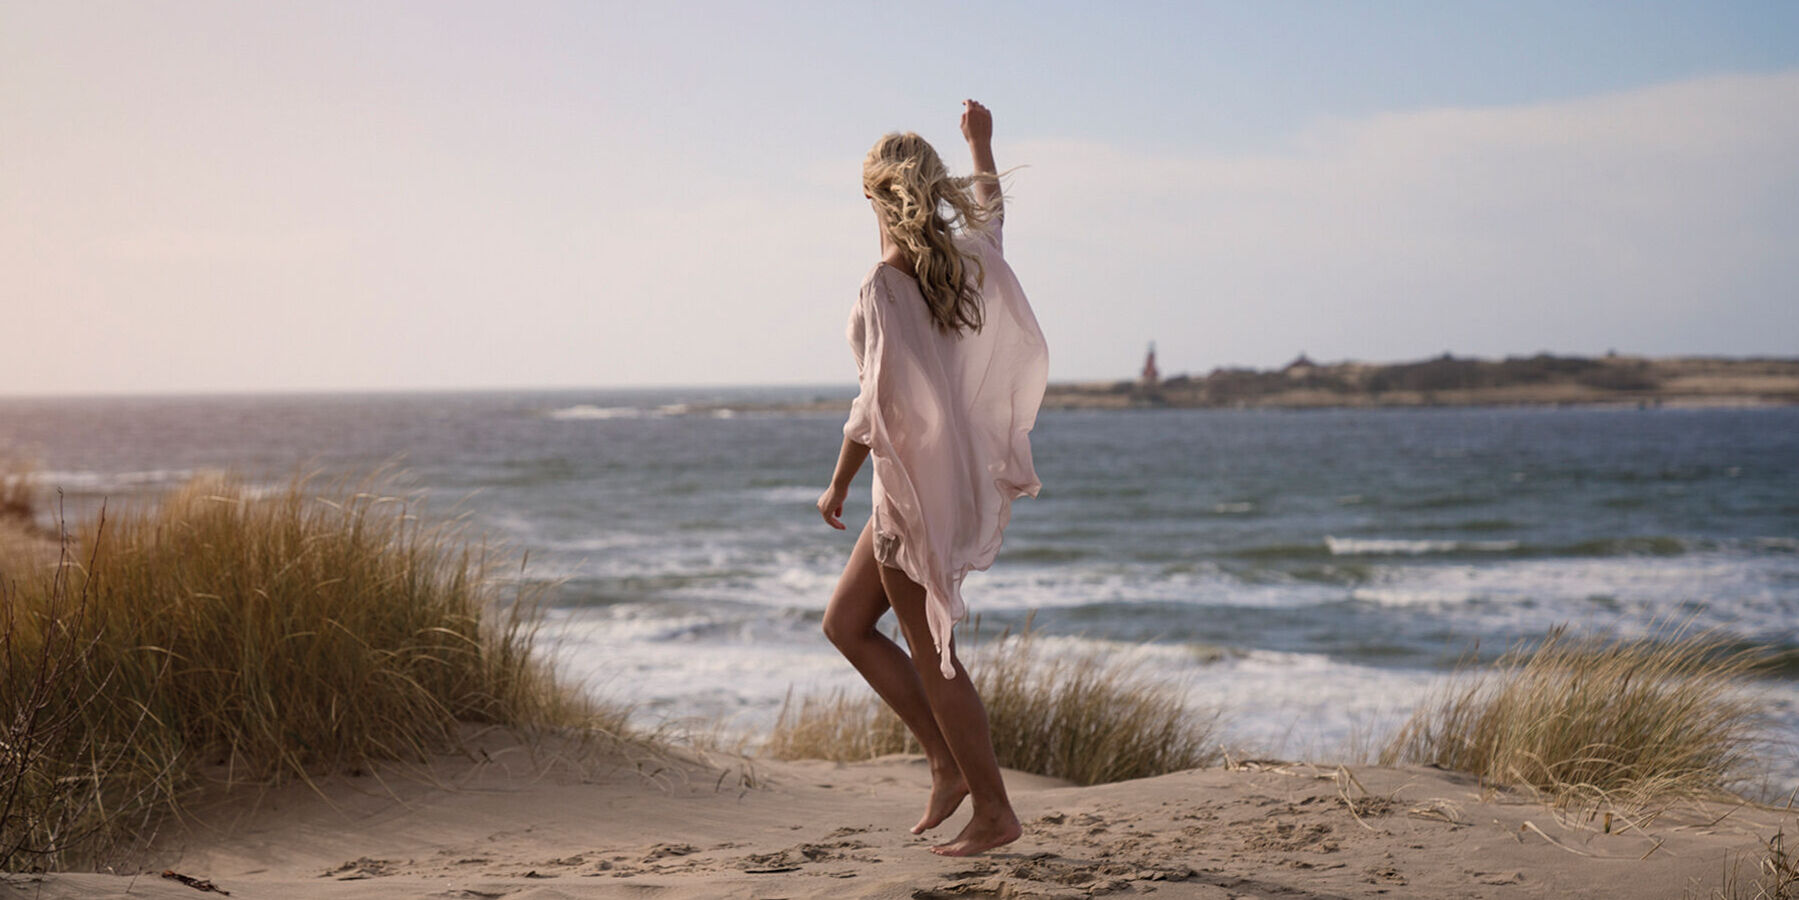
1380, 626, 1766, 806
767, 634, 1219, 786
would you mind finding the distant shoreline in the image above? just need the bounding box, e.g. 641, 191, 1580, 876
1042, 353, 1799, 411
705, 353, 1799, 415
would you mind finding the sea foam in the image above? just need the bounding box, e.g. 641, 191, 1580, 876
1325, 536, 1522, 556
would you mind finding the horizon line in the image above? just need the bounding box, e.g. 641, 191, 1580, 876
4, 350, 1795, 401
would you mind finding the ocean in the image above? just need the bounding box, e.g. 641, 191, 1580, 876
5, 389, 1797, 789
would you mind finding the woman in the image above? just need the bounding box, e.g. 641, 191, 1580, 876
816, 99, 1049, 857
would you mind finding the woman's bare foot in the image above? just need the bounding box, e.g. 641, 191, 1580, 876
911, 769, 970, 834
929, 809, 1022, 857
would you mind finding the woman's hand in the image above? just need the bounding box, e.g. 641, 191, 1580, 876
818, 482, 850, 530
960, 99, 993, 148
961, 99, 998, 205
822, 436, 870, 530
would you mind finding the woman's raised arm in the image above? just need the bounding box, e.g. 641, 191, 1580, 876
960, 99, 1000, 209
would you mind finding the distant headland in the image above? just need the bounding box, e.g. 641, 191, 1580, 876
1045, 352, 1799, 410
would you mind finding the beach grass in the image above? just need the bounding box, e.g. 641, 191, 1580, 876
0, 459, 52, 565
1380, 625, 1767, 808
765, 632, 1220, 786
1692, 827, 1798, 900
0, 471, 610, 871
0, 458, 35, 525
762, 687, 915, 764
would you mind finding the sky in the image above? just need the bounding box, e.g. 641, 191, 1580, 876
3, 1, 1796, 395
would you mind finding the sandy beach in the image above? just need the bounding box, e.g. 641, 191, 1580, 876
10, 728, 1787, 900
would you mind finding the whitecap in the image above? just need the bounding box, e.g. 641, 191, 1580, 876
756, 485, 824, 504
545, 405, 645, 420
1350, 587, 1484, 608
32, 468, 198, 492
1346, 553, 1799, 637
1325, 536, 1520, 556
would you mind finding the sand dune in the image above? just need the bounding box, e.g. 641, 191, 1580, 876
12, 728, 1790, 899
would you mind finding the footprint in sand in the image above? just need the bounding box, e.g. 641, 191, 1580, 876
1364, 863, 1409, 886
1245, 821, 1338, 853
321, 857, 406, 880
641, 842, 698, 861
919, 852, 1197, 899
738, 839, 879, 873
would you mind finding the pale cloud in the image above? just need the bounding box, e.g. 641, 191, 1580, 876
1002, 70, 1799, 378
107, 229, 355, 264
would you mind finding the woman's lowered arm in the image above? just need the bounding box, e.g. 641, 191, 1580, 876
818, 435, 871, 530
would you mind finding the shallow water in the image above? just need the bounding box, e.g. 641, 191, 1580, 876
6, 390, 1797, 789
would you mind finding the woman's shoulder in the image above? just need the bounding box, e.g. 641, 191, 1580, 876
861, 261, 921, 299
857, 262, 886, 298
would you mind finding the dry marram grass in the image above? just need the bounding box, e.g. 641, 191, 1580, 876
1691, 827, 1799, 900
1381, 626, 1766, 807
766, 634, 1220, 785
0, 458, 54, 565
0, 459, 34, 524
0, 472, 613, 871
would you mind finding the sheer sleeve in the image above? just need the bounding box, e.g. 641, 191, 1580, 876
974, 200, 1003, 256
842, 283, 877, 447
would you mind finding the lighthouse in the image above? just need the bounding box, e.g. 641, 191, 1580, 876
1140, 342, 1161, 388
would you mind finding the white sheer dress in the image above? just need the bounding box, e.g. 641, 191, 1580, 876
842, 212, 1049, 678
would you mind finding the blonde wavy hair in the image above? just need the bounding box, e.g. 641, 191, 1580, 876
863, 132, 999, 334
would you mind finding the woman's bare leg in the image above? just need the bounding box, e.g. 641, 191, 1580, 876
878, 564, 1022, 857
822, 522, 969, 833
